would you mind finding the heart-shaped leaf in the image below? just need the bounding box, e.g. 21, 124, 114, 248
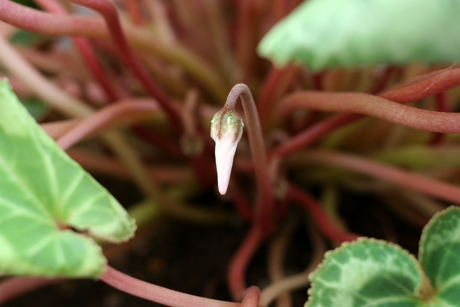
419, 207, 460, 305
0, 79, 136, 278
306, 207, 460, 307
258, 0, 460, 72
306, 239, 423, 307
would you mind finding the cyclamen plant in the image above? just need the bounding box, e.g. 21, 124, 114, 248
1, 0, 460, 307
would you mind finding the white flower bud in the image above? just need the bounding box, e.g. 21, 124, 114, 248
210, 108, 244, 195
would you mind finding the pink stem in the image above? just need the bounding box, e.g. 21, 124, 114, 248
56, 100, 159, 150
287, 185, 359, 243
381, 67, 460, 102
101, 265, 240, 307
232, 185, 254, 221
227, 224, 263, 301
298, 150, 460, 207
270, 113, 361, 158
0, 0, 104, 36
271, 67, 460, 158
430, 91, 449, 145
73, 37, 120, 101
68, 0, 182, 130
225, 84, 274, 234
0, 277, 62, 305
124, 0, 143, 25
257, 66, 298, 129
277, 91, 460, 133
240, 286, 260, 307
34, 0, 121, 102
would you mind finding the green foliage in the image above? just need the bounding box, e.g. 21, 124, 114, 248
258, 0, 460, 72
306, 207, 460, 306
0, 79, 136, 278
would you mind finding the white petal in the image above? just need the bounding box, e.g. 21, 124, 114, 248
215, 132, 240, 195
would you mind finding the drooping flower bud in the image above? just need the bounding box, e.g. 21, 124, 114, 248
210, 108, 244, 195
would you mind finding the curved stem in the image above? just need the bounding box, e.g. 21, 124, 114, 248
35, 0, 121, 102
293, 150, 460, 207
260, 221, 326, 307
0, 0, 227, 101
56, 99, 159, 150
287, 185, 359, 243
0, 34, 93, 117
68, 0, 182, 130
276, 91, 460, 133
267, 215, 299, 307
225, 84, 274, 234
270, 67, 460, 158
227, 224, 263, 301
67, 148, 192, 184
101, 265, 240, 307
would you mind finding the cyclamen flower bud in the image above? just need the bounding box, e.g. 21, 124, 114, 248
210, 108, 244, 195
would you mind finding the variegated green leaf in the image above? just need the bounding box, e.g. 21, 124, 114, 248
306, 239, 423, 307
419, 207, 460, 306
0, 79, 135, 278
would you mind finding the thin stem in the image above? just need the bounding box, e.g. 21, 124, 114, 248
41, 119, 81, 139
34, 0, 121, 101
287, 185, 359, 243
227, 224, 264, 301
0, 0, 227, 101
267, 215, 299, 307
68, 0, 182, 130
124, 0, 143, 25
258, 66, 298, 129
101, 265, 240, 307
276, 91, 460, 133
236, 0, 261, 84
260, 220, 326, 307
0, 34, 93, 117
293, 150, 460, 207
270, 67, 460, 158
67, 148, 192, 184
203, 0, 235, 83
225, 84, 274, 234
56, 99, 159, 150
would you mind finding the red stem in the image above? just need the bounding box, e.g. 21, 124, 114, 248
225, 84, 274, 234
124, 0, 143, 25
56, 100, 159, 150
101, 265, 240, 307
277, 91, 460, 133
298, 150, 460, 207
35, 0, 121, 102
73, 37, 121, 101
69, 0, 182, 130
227, 224, 263, 301
430, 91, 449, 145
271, 67, 460, 158
287, 185, 358, 243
